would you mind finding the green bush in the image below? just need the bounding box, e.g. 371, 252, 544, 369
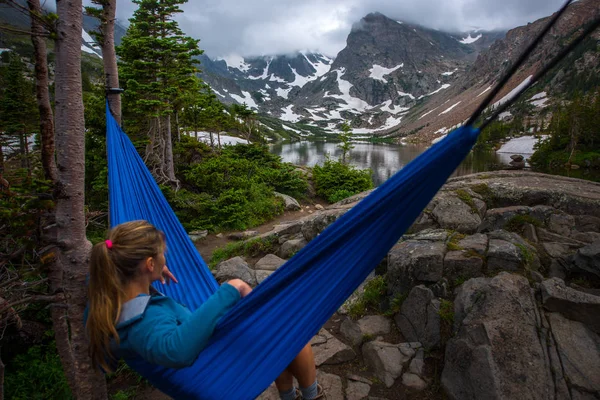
4, 341, 73, 400
165, 143, 306, 231
312, 159, 373, 203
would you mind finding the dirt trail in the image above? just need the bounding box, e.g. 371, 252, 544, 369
195, 201, 327, 262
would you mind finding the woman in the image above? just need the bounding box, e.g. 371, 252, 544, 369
86, 220, 324, 400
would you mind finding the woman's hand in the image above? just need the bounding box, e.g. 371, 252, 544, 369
161, 265, 179, 285
226, 279, 252, 297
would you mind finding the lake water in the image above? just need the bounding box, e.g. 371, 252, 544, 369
270, 141, 506, 186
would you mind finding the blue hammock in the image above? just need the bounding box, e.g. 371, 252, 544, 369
107, 105, 479, 399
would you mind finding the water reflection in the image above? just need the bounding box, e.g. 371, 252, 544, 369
270, 141, 506, 186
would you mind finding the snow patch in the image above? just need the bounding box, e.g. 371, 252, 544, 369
280, 105, 302, 122
459, 33, 482, 44
418, 84, 451, 99
190, 131, 248, 146
301, 53, 331, 78
325, 68, 370, 112
439, 101, 461, 115
497, 135, 548, 154
477, 86, 492, 97
432, 133, 447, 144
81, 29, 101, 56
441, 69, 458, 76
281, 124, 301, 133
529, 92, 548, 108
212, 89, 226, 98
220, 54, 251, 72
275, 86, 293, 99
369, 64, 403, 83
269, 74, 286, 83
492, 75, 532, 109
229, 91, 258, 109
248, 58, 272, 80
397, 91, 415, 100
379, 100, 409, 114
418, 107, 439, 120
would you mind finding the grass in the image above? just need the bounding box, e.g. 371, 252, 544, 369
455, 189, 479, 214
438, 300, 454, 326
505, 214, 543, 233
446, 232, 466, 251
347, 275, 387, 319
516, 243, 535, 268
470, 183, 494, 203
209, 236, 279, 269
383, 292, 408, 317
453, 276, 468, 287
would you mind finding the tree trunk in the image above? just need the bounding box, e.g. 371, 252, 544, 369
19, 134, 26, 168
164, 114, 176, 182
0, 349, 4, 400
217, 131, 221, 149
174, 110, 180, 142
23, 130, 31, 175
209, 132, 214, 148
99, 0, 121, 124
0, 141, 4, 174
54, 0, 107, 398
27, 0, 57, 183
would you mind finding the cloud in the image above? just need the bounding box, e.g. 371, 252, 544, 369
86, 0, 569, 58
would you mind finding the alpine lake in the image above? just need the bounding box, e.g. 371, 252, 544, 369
269, 139, 600, 186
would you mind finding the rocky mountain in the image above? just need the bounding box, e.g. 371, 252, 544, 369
396, 0, 600, 142
201, 0, 598, 141
198, 13, 505, 137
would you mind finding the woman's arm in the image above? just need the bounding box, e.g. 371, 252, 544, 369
126, 282, 244, 368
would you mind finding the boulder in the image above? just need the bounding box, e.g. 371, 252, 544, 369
408, 211, 438, 233
310, 329, 356, 366
573, 215, 600, 233
395, 286, 441, 348
510, 154, 524, 162
546, 312, 600, 396
430, 193, 482, 233
478, 206, 531, 232
254, 270, 273, 285
278, 238, 307, 259
317, 370, 344, 400
443, 251, 484, 282
458, 233, 488, 255
442, 273, 554, 400
408, 349, 425, 376
362, 341, 409, 387
227, 230, 259, 241
254, 254, 286, 271
548, 212, 574, 237
188, 230, 208, 241
213, 256, 257, 286
341, 315, 392, 346
487, 239, 522, 272
570, 240, 600, 279
301, 209, 346, 241
387, 241, 446, 295
274, 192, 301, 211
401, 373, 427, 391
345, 380, 371, 400
540, 278, 600, 334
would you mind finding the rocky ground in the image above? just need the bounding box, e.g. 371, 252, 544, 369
144, 171, 600, 399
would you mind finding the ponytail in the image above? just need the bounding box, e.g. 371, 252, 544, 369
87, 241, 126, 371
86, 221, 165, 372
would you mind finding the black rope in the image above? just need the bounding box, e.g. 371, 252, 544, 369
466, 0, 575, 127
479, 15, 600, 130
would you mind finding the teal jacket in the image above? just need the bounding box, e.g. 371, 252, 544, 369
114, 283, 241, 369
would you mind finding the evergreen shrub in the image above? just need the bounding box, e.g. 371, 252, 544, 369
312, 159, 373, 203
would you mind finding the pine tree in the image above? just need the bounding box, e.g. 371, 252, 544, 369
0, 53, 38, 172
118, 0, 202, 185
338, 121, 354, 164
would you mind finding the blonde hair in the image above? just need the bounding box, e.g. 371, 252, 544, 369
87, 220, 165, 371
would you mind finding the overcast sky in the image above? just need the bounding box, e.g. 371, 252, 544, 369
82, 0, 569, 58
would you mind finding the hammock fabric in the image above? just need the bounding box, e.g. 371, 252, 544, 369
107, 105, 479, 399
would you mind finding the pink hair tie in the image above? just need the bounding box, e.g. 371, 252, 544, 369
105, 240, 113, 249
